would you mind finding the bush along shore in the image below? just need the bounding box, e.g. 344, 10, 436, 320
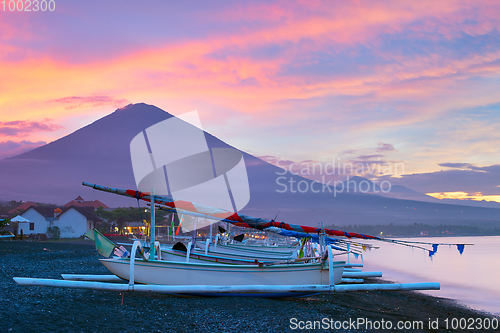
0, 240, 497, 333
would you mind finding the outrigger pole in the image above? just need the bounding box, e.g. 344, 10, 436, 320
12, 183, 443, 296
14, 277, 440, 294
82, 182, 380, 240
82, 182, 468, 255
13, 239, 439, 295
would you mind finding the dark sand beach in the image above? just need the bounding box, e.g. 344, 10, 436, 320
0, 240, 497, 332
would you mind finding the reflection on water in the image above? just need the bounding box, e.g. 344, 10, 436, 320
346, 236, 500, 315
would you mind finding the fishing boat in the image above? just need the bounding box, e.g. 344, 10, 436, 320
162, 247, 254, 264
96, 224, 345, 297
157, 247, 381, 281
119, 238, 299, 262
13, 182, 443, 298
118, 238, 299, 263
203, 243, 296, 256
161, 246, 285, 264
99, 255, 345, 297
190, 245, 296, 261
225, 242, 298, 253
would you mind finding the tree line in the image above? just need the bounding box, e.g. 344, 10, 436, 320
94, 206, 175, 233
0, 201, 56, 216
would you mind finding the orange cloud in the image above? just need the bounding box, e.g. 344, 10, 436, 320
1, 1, 498, 113
426, 191, 500, 203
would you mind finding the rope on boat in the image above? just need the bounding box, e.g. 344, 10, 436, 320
82, 182, 471, 257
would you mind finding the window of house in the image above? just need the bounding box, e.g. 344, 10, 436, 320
29, 223, 34, 230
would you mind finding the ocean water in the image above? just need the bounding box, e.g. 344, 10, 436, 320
346, 236, 500, 315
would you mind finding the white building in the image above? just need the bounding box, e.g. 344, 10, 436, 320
57, 206, 99, 238
17, 206, 54, 235
18, 205, 101, 238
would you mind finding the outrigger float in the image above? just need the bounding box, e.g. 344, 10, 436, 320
13, 182, 444, 298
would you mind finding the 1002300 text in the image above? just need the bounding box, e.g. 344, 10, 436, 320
2, 0, 55, 12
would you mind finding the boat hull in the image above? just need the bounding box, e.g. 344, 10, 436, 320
191, 246, 295, 261
100, 258, 345, 297
208, 244, 295, 257
161, 248, 264, 265
222, 243, 297, 254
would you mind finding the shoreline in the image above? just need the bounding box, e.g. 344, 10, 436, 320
1, 240, 497, 332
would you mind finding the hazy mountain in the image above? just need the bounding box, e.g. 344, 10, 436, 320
0, 103, 170, 205
1, 103, 499, 229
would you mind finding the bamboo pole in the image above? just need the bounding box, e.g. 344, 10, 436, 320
13, 277, 440, 294
149, 189, 156, 259
61, 274, 122, 282
342, 271, 382, 278
340, 278, 364, 284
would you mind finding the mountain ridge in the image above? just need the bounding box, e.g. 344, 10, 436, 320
1, 103, 498, 228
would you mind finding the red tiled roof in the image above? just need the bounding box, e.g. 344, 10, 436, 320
8, 202, 38, 214
63, 200, 109, 209
19, 206, 56, 218
60, 206, 102, 222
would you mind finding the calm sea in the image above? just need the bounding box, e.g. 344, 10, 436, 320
346, 235, 500, 315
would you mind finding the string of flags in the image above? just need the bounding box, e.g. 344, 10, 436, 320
82, 182, 473, 260
385, 239, 470, 257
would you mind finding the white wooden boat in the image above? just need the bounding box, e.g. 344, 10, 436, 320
13, 183, 442, 298
161, 247, 268, 264
211, 243, 296, 256
100, 255, 345, 297
226, 243, 298, 253
160, 246, 319, 266
120, 241, 296, 262
190, 246, 295, 261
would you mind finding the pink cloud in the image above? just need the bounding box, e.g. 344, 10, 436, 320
214, 0, 500, 49
376, 143, 396, 153
2, 0, 499, 120
53, 96, 130, 110
0, 140, 46, 159
0, 120, 63, 137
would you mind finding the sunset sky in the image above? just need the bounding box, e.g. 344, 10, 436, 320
0, 0, 499, 202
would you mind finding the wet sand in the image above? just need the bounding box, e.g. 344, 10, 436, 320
0, 240, 497, 332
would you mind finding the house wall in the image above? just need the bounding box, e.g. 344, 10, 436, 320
19, 209, 48, 235
56, 208, 94, 238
